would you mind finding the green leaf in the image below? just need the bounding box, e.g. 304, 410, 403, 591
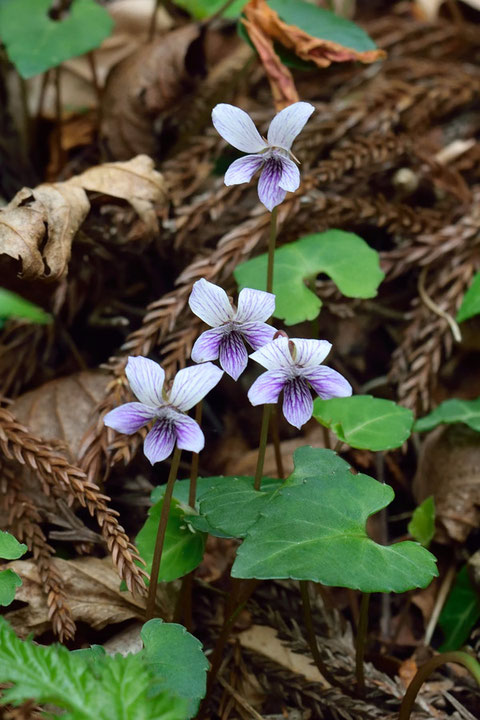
198, 476, 283, 538
313, 395, 413, 451
268, 0, 377, 52
456, 271, 480, 323
0, 530, 27, 560
0, 618, 188, 719
232, 447, 438, 592
0, 288, 52, 324
136, 498, 206, 583
0, 570, 22, 607
234, 231, 384, 325
142, 619, 208, 717
0, 0, 114, 78
172, 0, 246, 20
414, 397, 480, 433
408, 496, 435, 547
439, 566, 480, 651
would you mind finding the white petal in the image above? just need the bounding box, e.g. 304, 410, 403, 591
188, 279, 234, 327
283, 378, 313, 429
248, 369, 288, 406
278, 156, 300, 192
125, 356, 165, 407
169, 362, 223, 412
303, 366, 352, 399
174, 414, 205, 454
225, 155, 264, 185
104, 402, 156, 434
267, 102, 315, 150
191, 327, 224, 363
249, 337, 294, 371
212, 104, 268, 153
235, 287, 275, 323
143, 420, 176, 465
290, 338, 332, 367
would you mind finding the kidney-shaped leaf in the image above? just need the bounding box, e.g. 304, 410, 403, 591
313, 395, 414, 451
414, 397, 480, 433
234, 230, 384, 325
136, 498, 206, 583
0, 531, 26, 607
0, 0, 114, 78
232, 447, 438, 593
141, 619, 208, 718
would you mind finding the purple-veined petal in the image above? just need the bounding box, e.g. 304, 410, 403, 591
290, 338, 332, 367
248, 369, 288, 406
267, 102, 315, 150
212, 104, 268, 153
169, 362, 223, 412
241, 321, 277, 350
302, 366, 353, 399
250, 336, 294, 370
125, 356, 165, 407
143, 419, 176, 464
188, 278, 234, 327
283, 377, 313, 429
257, 158, 286, 212
174, 414, 205, 454
278, 156, 300, 192
218, 331, 248, 380
235, 287, 275, 323
191, 327, 225, 363
104, 402, 155, 434
224, 155, 264, 185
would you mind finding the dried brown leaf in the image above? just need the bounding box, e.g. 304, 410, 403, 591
0, 156, 165, 279
414, 425, 480, 542
100, 24, 204, 159
3, 556, 145, 637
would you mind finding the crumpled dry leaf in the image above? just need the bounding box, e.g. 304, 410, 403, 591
11, 370, 109, 463
3, 557, 145, 637
243, 0, 385, 109
100, 24, 205, 159
414, 424, 480, 543
0, 155, 165, 279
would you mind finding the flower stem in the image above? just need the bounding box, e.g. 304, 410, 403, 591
355, 592, 370, 697
145, 446, 182, 620
188, 402, 203, 507
398, 651, 480, 720
254, 404, 272, 491
270, 404, 285, 479
266, 207, 278, 294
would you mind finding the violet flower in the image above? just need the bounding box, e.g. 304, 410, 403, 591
104, 356, 223, 464
248, 337, 352, 429
212, 102, 314, 211
189, 278, 276, 381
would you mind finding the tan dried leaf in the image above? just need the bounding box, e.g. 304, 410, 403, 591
66, 154, 166, 231
100, 24, 203, 159
0, 156, 165, 279
414, 425, 480, 543
3, 557, 144, 637
11, 370, 109, 463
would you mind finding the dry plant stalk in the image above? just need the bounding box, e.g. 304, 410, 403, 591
0, 463, 76, 641
0, 407, 147, 597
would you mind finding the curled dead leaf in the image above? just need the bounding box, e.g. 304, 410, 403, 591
414, 424, 480, 543
243, 0, 385, 109
100, 24, 206, 159
0, 155, 165, 280
3, 557, 146, 637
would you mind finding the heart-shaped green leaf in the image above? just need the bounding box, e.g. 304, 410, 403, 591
0, 0, 114, 78
136, 498, 206, 583
439, 566, 480, 652
232, 447, 438, 593
0, 531, 26, 607
142, 619, 208, 717
234, 230, 384, 325
198, 476, 283, 538
173, 0, 245, 20
414, 397, 480, 433
0, 530, 27, 560
313, 395, 414, 451
408, 496, 435, 548
457, 271, 480, 323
